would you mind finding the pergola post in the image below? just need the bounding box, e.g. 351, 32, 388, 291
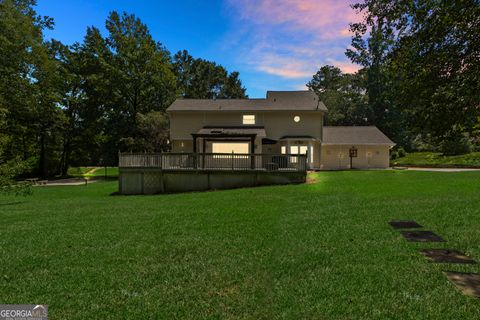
202, 138, 206, 168
192, 134, 198, 169
250, 135, 255, 169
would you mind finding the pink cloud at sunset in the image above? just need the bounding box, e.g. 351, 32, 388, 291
222, 0, 362, 90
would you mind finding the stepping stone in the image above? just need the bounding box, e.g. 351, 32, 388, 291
389, 220, 423, 229
444, 271, 480, 297
400, 230, 445, 242
420, 249, 476, 264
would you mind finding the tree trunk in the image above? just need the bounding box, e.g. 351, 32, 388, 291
39, 132, 47, 178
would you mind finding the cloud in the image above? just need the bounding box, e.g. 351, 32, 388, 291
223, 0, 361, 82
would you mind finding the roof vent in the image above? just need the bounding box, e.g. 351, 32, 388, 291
212, 130, 222, 134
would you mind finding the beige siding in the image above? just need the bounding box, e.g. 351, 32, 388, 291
171, 140, 193, 153
169, 110, 326, 168
261, 112, 323, 140
320, 145, 390, 169
169, 111, 324, 140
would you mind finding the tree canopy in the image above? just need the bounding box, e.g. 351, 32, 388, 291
312, 0, 480, 153
0, 2, 248, 181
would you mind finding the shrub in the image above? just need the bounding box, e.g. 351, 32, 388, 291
397, 147, 406, 158
390, 151, 398, 160
439, 131, 471, 155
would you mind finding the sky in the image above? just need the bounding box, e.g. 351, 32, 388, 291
36, 0, 361, 98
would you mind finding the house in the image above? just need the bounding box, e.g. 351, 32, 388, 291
167, 90, 395, 170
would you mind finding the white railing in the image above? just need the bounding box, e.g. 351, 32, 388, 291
119, 153, 307, 172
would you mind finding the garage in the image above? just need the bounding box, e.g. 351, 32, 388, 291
320, 126, 395, 170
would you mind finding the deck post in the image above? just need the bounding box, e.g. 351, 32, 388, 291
192, 136, 197, 153
202, 138, 206, 169
250, 136, 255, 169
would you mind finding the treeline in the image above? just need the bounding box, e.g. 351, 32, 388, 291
0, 0, 246, 179
308, 0, 480, 154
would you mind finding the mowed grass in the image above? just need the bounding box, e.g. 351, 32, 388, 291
68, 166, 119, 178
1, 171, 480, 319
392, 151, 480, 167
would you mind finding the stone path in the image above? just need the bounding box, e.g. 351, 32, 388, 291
400, 230, 445, 242
420, 249, 476, 264
389, 220, 480, 298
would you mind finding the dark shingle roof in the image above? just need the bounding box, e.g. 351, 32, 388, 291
323, 126, 395, 146
167, 91, 327, 112
196, 127, 266, 137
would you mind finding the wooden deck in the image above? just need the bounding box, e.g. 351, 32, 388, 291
119, 152, 308, 173
118, 153, 307, 194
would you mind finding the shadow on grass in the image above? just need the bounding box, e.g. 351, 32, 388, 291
0, 201, 25, 207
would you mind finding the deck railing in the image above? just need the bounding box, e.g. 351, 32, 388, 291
119, 153, 307, 172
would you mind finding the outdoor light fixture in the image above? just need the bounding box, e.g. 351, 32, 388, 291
294, 116, 300, 122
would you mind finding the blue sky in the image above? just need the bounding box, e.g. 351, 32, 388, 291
36, 0, 359, 98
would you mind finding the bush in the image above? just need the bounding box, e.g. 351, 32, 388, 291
439, 131, 471, 155
390, 151, 398, 160
397, 147, 406, 158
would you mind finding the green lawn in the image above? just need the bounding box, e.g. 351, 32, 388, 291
67, 166, 96, 177
1, 171, 480, 319
68, 166, 119, 178
392, 151, 480, 167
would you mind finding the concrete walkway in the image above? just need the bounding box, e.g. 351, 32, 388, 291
402, 167, 480, 172
36, 178, 98, 186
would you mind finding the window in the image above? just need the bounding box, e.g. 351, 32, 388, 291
212, 142, 249, 154
281, 146, 286, 154
294, 116, 300, 122
242, 115, 255, 125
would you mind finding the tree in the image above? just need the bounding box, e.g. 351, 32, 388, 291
124, 111, 169, 152
0, 0, 63, 178
79, 11, 177, 158
173, 50, 247, 99
307, 66, 371, 126
349, 0, 480, 153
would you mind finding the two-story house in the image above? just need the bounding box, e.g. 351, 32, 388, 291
167, 91, 394, 169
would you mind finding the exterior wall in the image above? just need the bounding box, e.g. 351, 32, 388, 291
171, 140, 193, 153
169, 111, 324, 141
119, 168, 306, 195
320, 145, 391, 170
261, 140, 322, 169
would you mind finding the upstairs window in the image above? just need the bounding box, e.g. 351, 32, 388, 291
242, 115, 255, 125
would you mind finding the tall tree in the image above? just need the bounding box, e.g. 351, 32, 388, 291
346, 2, 405, 144
307, 66, 371, 126
173, 50, 247, 99
349, 0, 480, 153
82, 11, 177, 157
0, 0, 64, 178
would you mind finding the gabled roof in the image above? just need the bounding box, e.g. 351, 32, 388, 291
167, 91, 327, 112
323, 126, 395, 146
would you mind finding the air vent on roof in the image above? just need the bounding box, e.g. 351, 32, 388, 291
212, 130, 222, 134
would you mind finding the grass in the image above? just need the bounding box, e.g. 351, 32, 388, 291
68, 166, 119, 178
1, 171, 480, 319
392, 151, 480, 167
67, 166, 96, 177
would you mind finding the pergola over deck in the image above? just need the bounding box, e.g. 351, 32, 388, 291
191, 126, 267, 154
